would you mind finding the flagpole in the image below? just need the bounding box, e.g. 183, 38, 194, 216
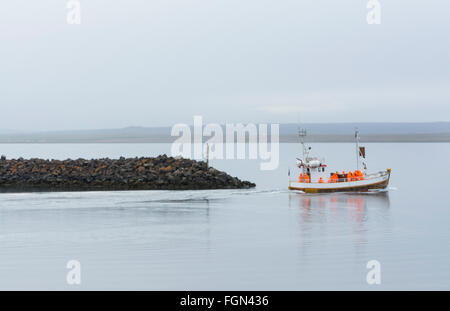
355, 128, 360, 171
288, 168, 291, 188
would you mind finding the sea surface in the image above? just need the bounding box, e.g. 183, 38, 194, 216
0, 143, 449, 290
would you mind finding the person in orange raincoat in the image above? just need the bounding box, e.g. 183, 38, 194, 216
318, 177, 324, 183
299, 173, 303, 182
347, 171, 353, 182
355, 170, 364, 180
328, 173, 338, 183
304, 173, 310, 183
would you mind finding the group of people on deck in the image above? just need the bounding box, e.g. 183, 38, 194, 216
328, 170, 365, 183
298, 170, 364, 184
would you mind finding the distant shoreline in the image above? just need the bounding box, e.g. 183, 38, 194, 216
2, 122, 450, 143
1, 134, 450, 143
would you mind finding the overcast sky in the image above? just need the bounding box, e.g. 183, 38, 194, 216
1, 0, 449, 131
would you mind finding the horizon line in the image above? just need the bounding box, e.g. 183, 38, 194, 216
3, 121, 450, 134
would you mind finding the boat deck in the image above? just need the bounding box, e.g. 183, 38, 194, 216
289, 170, 391, 193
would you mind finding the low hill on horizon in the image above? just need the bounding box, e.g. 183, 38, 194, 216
1, 122, 450, 143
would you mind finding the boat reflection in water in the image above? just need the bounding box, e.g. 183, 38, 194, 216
289, 191, 390, 222
288, 191, 391, 252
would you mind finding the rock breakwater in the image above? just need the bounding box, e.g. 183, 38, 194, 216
0, 155, 255, 192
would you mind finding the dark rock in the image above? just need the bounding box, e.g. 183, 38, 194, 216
0, 156, 255, 192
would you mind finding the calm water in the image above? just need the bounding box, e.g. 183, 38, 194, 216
0, 143, 449, 290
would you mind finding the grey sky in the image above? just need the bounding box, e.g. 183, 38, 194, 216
1, 0, 449, 131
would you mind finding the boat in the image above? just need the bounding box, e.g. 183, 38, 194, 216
288, 128, 391, 193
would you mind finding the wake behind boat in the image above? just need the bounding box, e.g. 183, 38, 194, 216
288, 129, 391, 193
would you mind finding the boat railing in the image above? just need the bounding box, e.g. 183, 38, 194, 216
365, 170, 389, 179
293, 170, 389, 184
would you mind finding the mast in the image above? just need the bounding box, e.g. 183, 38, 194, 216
355, 128, 360, 171
299, 128, 307, 161
298, 128, 307, 177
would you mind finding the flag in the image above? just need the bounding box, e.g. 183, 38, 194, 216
359, 147, 366, 158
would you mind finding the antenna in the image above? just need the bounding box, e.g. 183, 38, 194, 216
298, 128, 307, 160
299, 128, 307, 140
205, 143, 210, 168
355, 127, 360, 171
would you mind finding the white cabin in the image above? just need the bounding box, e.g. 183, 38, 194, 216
296, 157, 329, 183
